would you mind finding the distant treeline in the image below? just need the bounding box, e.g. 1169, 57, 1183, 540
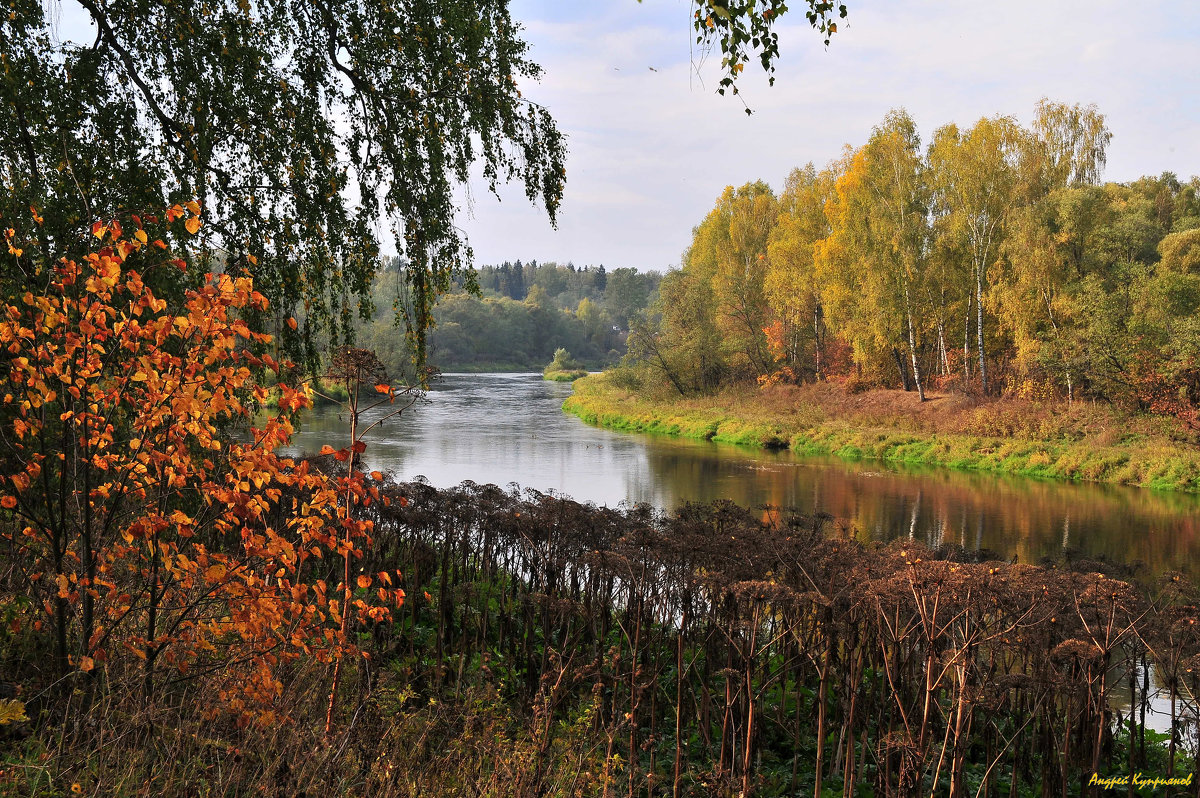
620, 100, 1200, 428
349, 260, 661, 376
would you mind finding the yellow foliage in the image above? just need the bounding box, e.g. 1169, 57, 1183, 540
0, 698, 28, 725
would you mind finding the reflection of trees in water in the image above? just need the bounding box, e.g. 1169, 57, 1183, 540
642, 443, 1200, 576
287, 381, 1200, 579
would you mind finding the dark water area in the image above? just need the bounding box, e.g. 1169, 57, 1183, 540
280, 372, 1200, 579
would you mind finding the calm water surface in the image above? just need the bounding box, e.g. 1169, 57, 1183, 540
281, 372, 1200, 578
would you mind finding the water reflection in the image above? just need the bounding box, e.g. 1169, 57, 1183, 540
280, 372, 1200, 578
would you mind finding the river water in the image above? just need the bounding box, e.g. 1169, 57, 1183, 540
280, 372, 1200, 579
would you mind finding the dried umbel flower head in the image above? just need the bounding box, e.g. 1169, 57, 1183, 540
326, 346, 389, 388
1050, 639, 1104, 665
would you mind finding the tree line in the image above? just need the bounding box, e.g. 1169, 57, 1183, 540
626, 100, 1200, 426
346, 259, 661, 375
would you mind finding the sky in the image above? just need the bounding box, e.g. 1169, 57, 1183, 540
458, 0, 1200, 272
48, 1, 1200, 274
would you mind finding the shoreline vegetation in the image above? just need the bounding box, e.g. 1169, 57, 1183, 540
543, 347, 590, 382
608, 107, 1200, 499
10, 476, 1192, 795
543, 369, 589, 382
563, 374, 1200, 493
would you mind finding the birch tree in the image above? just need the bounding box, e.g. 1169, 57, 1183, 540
820, 111, 930, 398
928, 115, 1026, 393
765, 164, 836, 379
691, 183, 778, 377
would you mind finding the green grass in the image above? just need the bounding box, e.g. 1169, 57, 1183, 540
563, 375, 1200, 493
542, 368, 589, 382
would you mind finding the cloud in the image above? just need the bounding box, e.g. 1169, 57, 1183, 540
455, 0, 1200, 271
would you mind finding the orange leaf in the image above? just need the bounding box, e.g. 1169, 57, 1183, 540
185, 200, 202, 215
184, 217, 201, 235
399, 496, 409, 507
1, 496, 15, 509
374, 383, 391, 394
370, 471, 383, 481
319, 445, 336, 455
286, 317, 298, 330
351, 440, 366, 454
91, 221, 107, 239
356, 575, 371, 589
333, 450, 349, 462
79, 656, 95, 673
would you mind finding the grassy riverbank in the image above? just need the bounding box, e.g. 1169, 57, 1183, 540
563, 374, 1200, 492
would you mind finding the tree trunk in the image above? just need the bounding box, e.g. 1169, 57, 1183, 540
937, 319, 949, 377
893, 348, 911, 392
963, 291, 972, 381
976, 263, 988, 392
906, 311, 926, 402
813, 305, 822, 380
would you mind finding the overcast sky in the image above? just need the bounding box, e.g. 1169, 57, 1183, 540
458, 0, 1200, 272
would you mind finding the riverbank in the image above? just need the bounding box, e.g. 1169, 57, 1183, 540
563, 374, 1200, 492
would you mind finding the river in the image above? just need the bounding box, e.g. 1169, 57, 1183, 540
280, 372, 1200, 579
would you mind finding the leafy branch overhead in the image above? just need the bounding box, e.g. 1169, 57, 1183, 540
684, 0, 849, 103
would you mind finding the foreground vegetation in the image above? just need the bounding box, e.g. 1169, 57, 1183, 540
565, 374, 1200, 492
6, 477, 1196, 796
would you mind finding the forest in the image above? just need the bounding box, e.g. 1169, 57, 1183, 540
348, 260, 660, 376
621, 101, 1200, 430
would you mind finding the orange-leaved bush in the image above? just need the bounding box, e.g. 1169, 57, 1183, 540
0, 209, 403, 726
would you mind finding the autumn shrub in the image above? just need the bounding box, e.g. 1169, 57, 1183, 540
0, 211, 403, 733
605, 363, 644, 392
840, 372, 875, 395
